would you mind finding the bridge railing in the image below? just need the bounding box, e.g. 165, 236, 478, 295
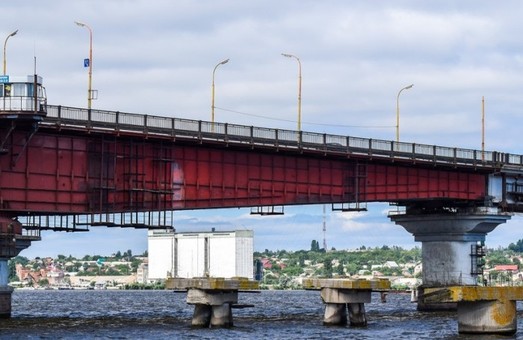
44, 105, 522, 169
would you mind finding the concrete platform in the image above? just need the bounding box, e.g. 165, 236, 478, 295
422, 286, 523, 302
303, 278, 390, 291
420, 286, 523, 334
165, 277, 259, 291
303, 278, 391, 327
165, 277, 259, 328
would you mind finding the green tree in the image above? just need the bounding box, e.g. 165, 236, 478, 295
487, 250, 512, 266
336, 263, 344, 276
298, 255, 305, 267
310, 240, 320, 252
508, 239, 523, 252
8, 256, 29, 281
281, 265, 303, 276
104, 267, 121, 276
346, 262, 359, 275
323, 258, 333, 278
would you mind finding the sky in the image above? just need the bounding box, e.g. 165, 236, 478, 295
3, 0, 523, 258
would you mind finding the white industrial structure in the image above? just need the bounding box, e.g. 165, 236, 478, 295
147, 229, 253, 281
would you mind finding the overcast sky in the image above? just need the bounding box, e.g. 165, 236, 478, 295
4, 1, 523, 258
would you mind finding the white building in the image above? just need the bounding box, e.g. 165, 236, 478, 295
147, 229, 253, 281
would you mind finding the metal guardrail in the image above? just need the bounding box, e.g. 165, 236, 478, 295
1, 96, 46, 112
41, 105, 523, 169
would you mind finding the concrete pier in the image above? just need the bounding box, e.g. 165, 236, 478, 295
0, 287, 13, 318
391, 209, 510, 311
421, 286, 523, 334
391, 208, 522, 334
323, 303, 347, 325
0, 260, 11, 318
303, 278, 390, 327
165, 277, 259, 328
0, 216, 39, 317
391, 209, 510, 287
191, 304, 212, 327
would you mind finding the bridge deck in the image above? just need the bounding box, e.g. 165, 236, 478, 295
41, 105, 522, 171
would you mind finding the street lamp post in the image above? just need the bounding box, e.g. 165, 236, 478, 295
75, 21, 93, 110
282, 53, 302, 131
211, 58, 229, 127
396, 84, 414, 143
3, 29, 18, 75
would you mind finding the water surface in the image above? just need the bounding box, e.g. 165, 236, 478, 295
0, 290, 521, 339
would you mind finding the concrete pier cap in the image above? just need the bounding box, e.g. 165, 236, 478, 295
391, 208, 511, 239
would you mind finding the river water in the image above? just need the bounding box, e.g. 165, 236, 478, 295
1, 289, 522, 339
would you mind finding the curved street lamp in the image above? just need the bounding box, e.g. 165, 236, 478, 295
3, 29, 18, 75
396, 84, 414, 143
211, 58, 229, 127
75, 21, 93, 109
282, 53, 302, 131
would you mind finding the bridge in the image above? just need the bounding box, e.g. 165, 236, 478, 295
2, 104, 523, 333
4, 104, 523, 217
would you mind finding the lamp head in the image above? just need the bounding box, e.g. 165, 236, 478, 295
9, 29, 18, 37
406, 84, 414, 89
281, 53, 293, 58
220, 58, 229, 65
75, 21, 86, 28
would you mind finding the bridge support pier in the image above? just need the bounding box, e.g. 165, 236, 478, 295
458, 299, 516, 334
421, 286, 523, 335
187, 288, 236, 328
0, 260, 13, 318
165, 277, 259, 328
321, 288, 370, 326
303, 278, 390, 327
391, 208, 510, 288
0, 216, 38, 318
391, 208, 518, 334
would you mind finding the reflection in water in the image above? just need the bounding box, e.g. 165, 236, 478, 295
1, 290, 521, 339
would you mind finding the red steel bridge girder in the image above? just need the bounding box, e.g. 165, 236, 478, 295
0, 130, 487, 215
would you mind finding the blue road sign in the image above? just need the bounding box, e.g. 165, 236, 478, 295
84, 58, 90, 67
0, 75, 9, 83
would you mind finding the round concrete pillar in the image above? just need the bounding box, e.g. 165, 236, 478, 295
191, 304, 212, 327
0, 259, 12, 318
458, 300, 516, 335
0, 259, 9, 287
0, 287, 13, 318
323, 303, 347, 325
210, 304, 233, 328
347, 303, 367, 327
